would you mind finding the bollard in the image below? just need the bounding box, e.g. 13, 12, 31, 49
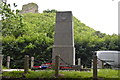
24, 55, 29, 74
31, 57, 34, 69
7, 56, 10, 69
55, 55, 59, 77
78, 58, 81, 66
0, 55, 3, 74
93, 55, 98, 80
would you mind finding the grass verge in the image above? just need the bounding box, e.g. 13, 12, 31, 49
2, 69, 120, 79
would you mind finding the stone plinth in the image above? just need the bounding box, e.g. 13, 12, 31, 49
52, 11, 75, 65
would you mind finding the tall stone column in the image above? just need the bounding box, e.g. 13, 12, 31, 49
52, 11, 75, 65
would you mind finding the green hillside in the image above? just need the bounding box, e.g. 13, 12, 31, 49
1, 3, 119, 68
22, 13, 96, 39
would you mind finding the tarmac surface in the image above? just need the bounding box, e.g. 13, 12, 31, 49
3, 69, 24, 72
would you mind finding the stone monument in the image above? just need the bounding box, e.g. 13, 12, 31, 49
52, 11, 75, 65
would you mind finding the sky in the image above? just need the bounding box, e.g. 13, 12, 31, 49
7, 0, 119, 35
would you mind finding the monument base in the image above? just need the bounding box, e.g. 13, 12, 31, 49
52, 45, 75, 65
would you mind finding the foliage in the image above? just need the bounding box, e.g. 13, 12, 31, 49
1, 2, 24, 38
3, 66, 7, 69
43, 9, 57, 13
1, 3, 119, 68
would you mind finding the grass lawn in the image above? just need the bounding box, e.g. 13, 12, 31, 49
2, 69, 120, 79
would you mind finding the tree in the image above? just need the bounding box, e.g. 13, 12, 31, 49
1, 2, 24, 38
43, 9, 57, 13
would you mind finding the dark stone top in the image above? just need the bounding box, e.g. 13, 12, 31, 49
56, 11, 73, 22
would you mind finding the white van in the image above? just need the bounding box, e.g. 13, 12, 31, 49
96, 51, 120, 68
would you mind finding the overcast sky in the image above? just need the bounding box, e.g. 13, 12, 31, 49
7, 0, 120, 35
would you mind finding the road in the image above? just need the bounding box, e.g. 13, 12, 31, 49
3, 69, 24, 72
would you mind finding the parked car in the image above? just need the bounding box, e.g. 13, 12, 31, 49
96, 51, 120, 68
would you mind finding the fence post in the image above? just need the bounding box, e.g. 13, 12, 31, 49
78, 58, 81, 70
93, 55, 98, 80
101, 60, 104, 69
0, 55, 3, 74
78, 58, 81, 66
7, 56, 10, 69
24, 55, 29, 74
31, 57, 34, 69
55, 55, 59, 77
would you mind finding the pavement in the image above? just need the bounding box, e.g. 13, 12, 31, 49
3, 69, 24, 72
